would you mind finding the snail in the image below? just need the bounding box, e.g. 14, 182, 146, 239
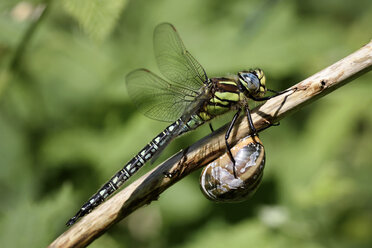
200, 135, 265, 202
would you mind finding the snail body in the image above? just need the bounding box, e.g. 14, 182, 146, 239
200, 136, 265, 202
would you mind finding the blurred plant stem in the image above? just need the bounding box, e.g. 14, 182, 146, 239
0, 0, 51, 98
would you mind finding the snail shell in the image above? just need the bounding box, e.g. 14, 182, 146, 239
200, 136, 265, 202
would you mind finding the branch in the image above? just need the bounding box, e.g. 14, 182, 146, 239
10, 1, 51, 70
0, 1, 51, 97
49, 40, 372, 248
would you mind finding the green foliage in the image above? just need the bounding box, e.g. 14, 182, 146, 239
0, 185, 74, 247
0, 0, 371, 247
61, 0, 128, 41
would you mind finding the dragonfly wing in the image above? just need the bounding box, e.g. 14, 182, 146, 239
154, 23, 208, 91
126, 69, 201, 122
149, 95, 208, 164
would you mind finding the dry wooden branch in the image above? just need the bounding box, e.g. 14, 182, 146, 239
49, 40, 372, 248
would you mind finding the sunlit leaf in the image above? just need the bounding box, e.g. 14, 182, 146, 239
61, 0, 128, 41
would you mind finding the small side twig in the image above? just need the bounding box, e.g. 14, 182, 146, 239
10, 1, 51, 70
0, 1, 51, 97
49, 40, 372, 248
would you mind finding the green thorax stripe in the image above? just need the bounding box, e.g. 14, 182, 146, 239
212, 78, 240, 103
198, 78, 241, 118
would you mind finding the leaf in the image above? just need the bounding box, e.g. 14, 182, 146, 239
0, 185, 74, 248
61, 0, 128, 41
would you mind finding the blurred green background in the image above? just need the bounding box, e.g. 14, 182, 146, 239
0, 0, 371, 247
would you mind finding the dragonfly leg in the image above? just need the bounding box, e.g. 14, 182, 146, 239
245, 105, 258, 136
255, 120, 280, 134
209, 123, 214, 132
249, 95, 274, 101
225, 109, 241, 178
246, 108, 282, 138
267, 88, 290, 95
250, 88, 292, 101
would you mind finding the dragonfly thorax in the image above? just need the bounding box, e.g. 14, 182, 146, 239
238, 69, 266, 98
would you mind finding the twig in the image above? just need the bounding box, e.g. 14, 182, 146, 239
0, 1, 51, 97
49, 40, 372, 248
10, 1, 51, 70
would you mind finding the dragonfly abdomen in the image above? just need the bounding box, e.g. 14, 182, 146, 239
66, 119, 185, 226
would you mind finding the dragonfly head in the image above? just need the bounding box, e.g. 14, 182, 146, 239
238, 69, 266, 97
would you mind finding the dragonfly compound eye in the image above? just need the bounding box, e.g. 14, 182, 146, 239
238, 72, 261, 93
254, 69, 266, 87
200, 136, 265, 202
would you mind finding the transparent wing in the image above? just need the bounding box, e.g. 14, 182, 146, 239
126, 69, 201, 122
154, 23, 208, 91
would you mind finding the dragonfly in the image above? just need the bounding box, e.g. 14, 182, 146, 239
66, 23, 282, 226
